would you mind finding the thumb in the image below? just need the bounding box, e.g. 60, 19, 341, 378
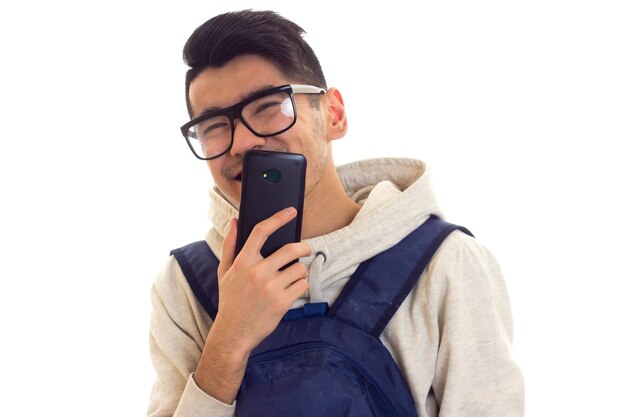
218, 218, 237, 275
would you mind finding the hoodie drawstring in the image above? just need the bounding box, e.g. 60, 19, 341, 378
308, 252, 326, 303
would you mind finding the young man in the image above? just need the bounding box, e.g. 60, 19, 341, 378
148, 10, 524, 417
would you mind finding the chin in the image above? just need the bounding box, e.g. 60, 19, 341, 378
214, 183, 240, 209
227, 184, 242, 209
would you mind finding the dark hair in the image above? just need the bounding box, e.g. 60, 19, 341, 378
183, 10, 327, 117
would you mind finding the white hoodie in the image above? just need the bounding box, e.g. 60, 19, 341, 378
148, 158, 524, 417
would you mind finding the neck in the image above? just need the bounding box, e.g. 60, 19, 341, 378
301, 159, 361, 239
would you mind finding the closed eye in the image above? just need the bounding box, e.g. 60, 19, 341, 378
201, 121, 229, 138
251, 100, 280, 115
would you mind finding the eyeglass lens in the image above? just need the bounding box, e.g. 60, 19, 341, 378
187, 91, 295, 159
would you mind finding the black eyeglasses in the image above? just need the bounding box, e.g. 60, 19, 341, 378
180, 84, 326, 160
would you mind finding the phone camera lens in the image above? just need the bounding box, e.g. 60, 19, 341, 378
293, 162, 299, 167
261, 169, 282, 184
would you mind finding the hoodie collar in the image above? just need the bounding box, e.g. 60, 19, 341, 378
206, 158, 443, 275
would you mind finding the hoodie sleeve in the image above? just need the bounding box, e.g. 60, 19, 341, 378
147, 256, 236, 417
428, 231, 525, 417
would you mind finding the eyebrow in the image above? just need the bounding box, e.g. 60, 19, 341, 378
194, 84, 278, 117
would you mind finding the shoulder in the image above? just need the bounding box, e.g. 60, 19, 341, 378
430, 228, 503, 280
419, 228, 510, 305
151, 248, 213, 336
153, 253, 194, 307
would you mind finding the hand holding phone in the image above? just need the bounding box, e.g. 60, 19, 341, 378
196, 151, 309, 402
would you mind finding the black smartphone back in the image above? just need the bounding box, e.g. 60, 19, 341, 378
235, 150, 307, 258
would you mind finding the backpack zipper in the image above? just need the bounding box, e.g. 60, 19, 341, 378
247, 341, 411, 417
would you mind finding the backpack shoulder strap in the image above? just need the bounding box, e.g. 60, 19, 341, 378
170, 241, 220, 321
329, 215, 473, 337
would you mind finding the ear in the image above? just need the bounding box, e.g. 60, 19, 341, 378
324, 87, 348, 141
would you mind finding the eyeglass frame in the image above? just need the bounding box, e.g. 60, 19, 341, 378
180, 84, 327, 160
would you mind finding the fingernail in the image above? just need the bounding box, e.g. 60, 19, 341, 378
284, 207, 296, 216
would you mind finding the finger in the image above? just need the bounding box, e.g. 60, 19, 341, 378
263, 241, 312, 272
276, 261, 309, 290
218, 218, 237, 275
284, 277, 309, 301
241, 207, 297, 255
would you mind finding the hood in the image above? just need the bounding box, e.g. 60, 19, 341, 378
205, 158, 444, 303
305, 158, 444, 278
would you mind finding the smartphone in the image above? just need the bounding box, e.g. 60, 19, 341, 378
235, 150, 307, 259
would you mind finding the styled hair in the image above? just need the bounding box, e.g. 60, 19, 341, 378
183, 10, 327, 117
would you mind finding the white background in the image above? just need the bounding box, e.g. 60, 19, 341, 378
1, 1, 624, 416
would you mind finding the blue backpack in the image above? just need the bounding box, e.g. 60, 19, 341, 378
171, 215, 472, 417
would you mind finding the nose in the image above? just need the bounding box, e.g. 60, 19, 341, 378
229, 119, 266, 157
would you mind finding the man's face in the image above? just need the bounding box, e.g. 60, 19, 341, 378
187, 55, 329, 207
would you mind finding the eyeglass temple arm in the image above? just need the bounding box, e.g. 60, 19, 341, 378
290, 84, 326, 94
